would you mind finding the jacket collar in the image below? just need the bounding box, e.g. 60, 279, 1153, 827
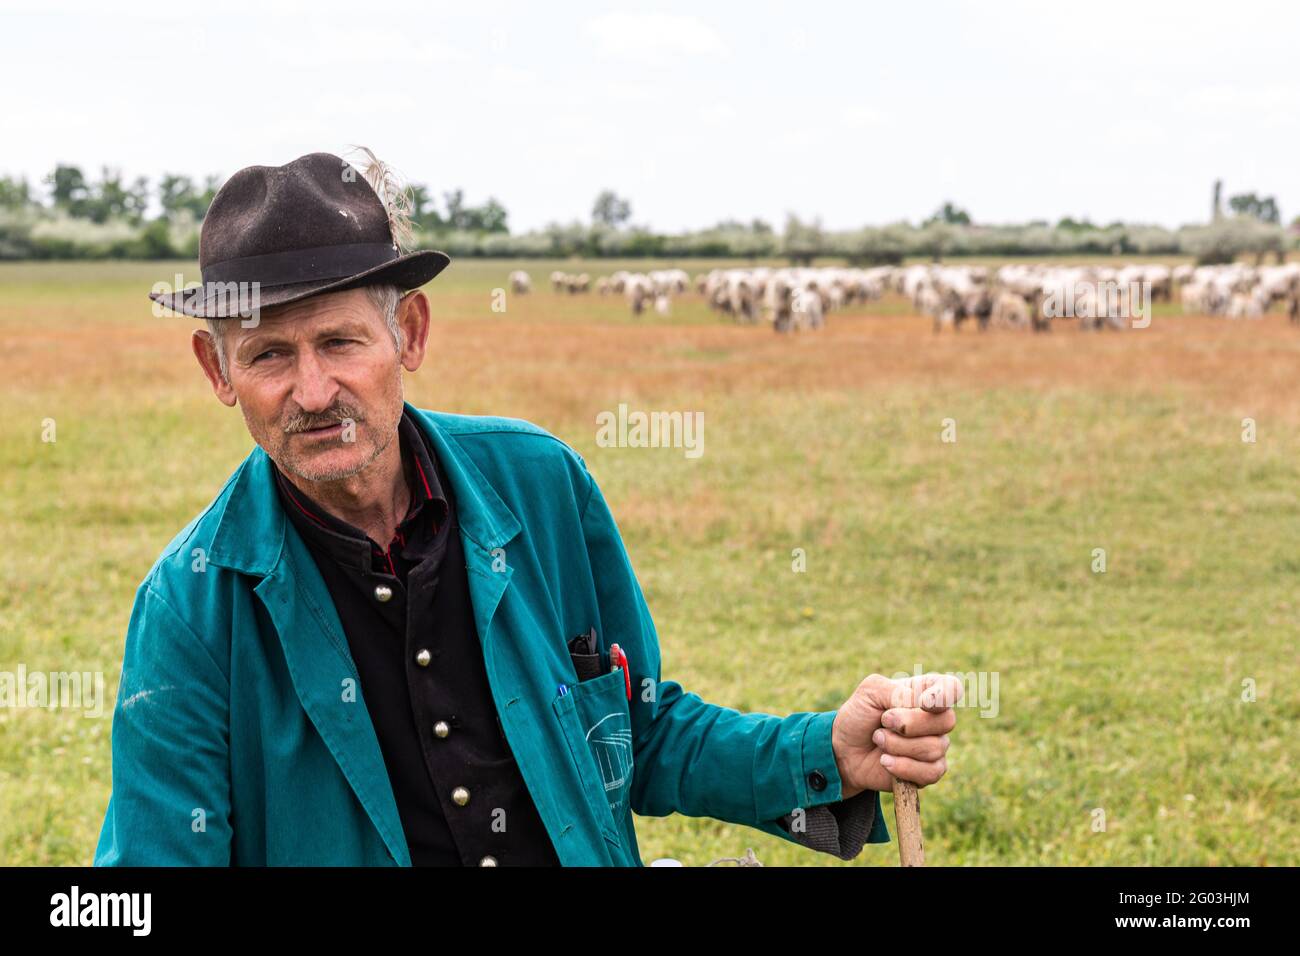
410, 403, 522, 554
202, 402, 526, 866
208, 402, 521, 575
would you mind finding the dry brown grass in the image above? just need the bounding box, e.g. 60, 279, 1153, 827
8, 289, 1296, 425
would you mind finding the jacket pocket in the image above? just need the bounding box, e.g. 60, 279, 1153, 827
552, 668, 634, 849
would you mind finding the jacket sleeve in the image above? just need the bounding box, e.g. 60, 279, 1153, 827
94, 578, 234, 865
765, 763, 892, 858
578, 467, 889, 859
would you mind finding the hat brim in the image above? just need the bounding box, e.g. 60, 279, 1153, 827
148, 248, 451, 318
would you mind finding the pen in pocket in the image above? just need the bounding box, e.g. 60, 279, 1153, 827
608, 644, 631, 701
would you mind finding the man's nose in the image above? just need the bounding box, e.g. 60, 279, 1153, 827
290, 349, 339, 413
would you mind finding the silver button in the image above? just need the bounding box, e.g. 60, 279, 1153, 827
374, 585, 393, 603
433, 720, 450, 738
415, 649, 432, 667
479, 855, 498, 866
452, 786, 470, 806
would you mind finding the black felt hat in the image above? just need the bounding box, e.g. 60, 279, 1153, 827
149, 151, 449, 318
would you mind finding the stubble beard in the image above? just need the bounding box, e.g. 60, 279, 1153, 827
246, 369, 405, 484
278, 420, 393, 483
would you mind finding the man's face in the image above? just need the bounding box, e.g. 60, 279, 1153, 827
207, 288, 406, 483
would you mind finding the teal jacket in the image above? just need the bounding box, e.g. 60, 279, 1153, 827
94, 404, 889, 865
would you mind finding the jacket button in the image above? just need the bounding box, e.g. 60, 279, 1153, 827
374, 585, 393, 602
433, 720, 450, 738
479, 855, 498, 866
807, 770, 828, 792
452, 786, 470, 806
415, 649, 432, 667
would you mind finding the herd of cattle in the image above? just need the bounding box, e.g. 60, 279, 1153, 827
503, 261, 1300, 332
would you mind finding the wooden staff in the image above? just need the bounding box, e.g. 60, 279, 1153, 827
891, 778, 924, 866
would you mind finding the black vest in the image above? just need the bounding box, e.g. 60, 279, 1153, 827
273, 410, 560, 866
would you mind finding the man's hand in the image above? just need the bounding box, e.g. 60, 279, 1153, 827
830, 673, 962, 799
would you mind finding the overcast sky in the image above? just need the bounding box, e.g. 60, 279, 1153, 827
2, 0, 1295, 232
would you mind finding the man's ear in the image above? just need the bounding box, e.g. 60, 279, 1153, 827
192, 329, 238, 406
397, 290, 431, 373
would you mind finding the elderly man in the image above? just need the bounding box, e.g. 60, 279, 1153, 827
94, 152, 959, 866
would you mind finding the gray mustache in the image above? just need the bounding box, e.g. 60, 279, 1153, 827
283, 406, 363, 433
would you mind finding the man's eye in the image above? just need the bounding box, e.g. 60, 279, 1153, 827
327, 338, 355, 348
252, 350, 278, 362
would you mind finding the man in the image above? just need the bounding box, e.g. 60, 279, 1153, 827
94, 151, 960, 866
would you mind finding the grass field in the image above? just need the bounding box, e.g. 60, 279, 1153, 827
2, 258, 1297, 866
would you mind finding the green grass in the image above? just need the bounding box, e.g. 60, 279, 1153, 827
595, 387, 1299, 865
1, 259, 1296, 866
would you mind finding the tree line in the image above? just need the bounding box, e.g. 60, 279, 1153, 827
0, 166, 1291, 265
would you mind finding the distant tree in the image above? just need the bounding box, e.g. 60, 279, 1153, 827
408, 184, 432, 220
919, 220, 957, 261
401, 184, 509, 234
442, 188, 466, 229
471, 197, 509, 233
591, 190, 632, 228
85, 169, 149, 224
835, 226, 905, 265
0, 175, 35, 209
544, 219, 588, 256
1183, 216, 1284, 265
135, 217, 175, 258
783, 213, 825, 264
157, 174, 218, 220
1212, 179, 1223, 220
407, 183, 445, 231
925, 201, 971, 226
189, 175, 221, 220
1056, 216, 1093, 231
158, 174, 195, 217
47, 166, 151, 223
46, 165, 91, 217
1228, 192, 1280, 224
457, 197, 508, 233
710, 218, 771, 234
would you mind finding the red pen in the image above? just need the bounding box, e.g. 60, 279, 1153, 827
609, 643, 632, 701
